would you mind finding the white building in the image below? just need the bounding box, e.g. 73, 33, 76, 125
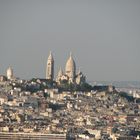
6, 67, 13, 80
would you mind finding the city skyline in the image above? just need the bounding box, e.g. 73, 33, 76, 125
0, 0, 140, 81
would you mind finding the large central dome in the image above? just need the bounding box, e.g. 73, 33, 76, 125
65, 53, 76, 79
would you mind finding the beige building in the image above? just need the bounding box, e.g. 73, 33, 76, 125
46, 52, 54, 80
46, 52, 86, 84
65, 53, 76, 82
6, 67, 13, 80
57, 53, 86, 84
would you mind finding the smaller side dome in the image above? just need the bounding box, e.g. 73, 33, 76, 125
58, 67, 63, 77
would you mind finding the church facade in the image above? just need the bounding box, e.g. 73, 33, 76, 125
46, 52, 86, 85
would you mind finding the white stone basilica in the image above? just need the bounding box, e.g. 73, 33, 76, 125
46, 52, 86, 85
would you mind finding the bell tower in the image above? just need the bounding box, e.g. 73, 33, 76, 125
46, 51, 54, 80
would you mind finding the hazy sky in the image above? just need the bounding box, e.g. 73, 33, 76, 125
0, 0, 140, 81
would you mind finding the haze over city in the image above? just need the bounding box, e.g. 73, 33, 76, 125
0, 0, 140, 81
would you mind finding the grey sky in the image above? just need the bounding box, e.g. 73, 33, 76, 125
0, 0, 140, 81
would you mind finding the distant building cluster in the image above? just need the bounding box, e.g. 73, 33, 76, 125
46, 52, 86, 85
0, 53, 140, 140
0, 76, 140, 139
1, 52, 86, 85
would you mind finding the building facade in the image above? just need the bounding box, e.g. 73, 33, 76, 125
46, 52, 86, 84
